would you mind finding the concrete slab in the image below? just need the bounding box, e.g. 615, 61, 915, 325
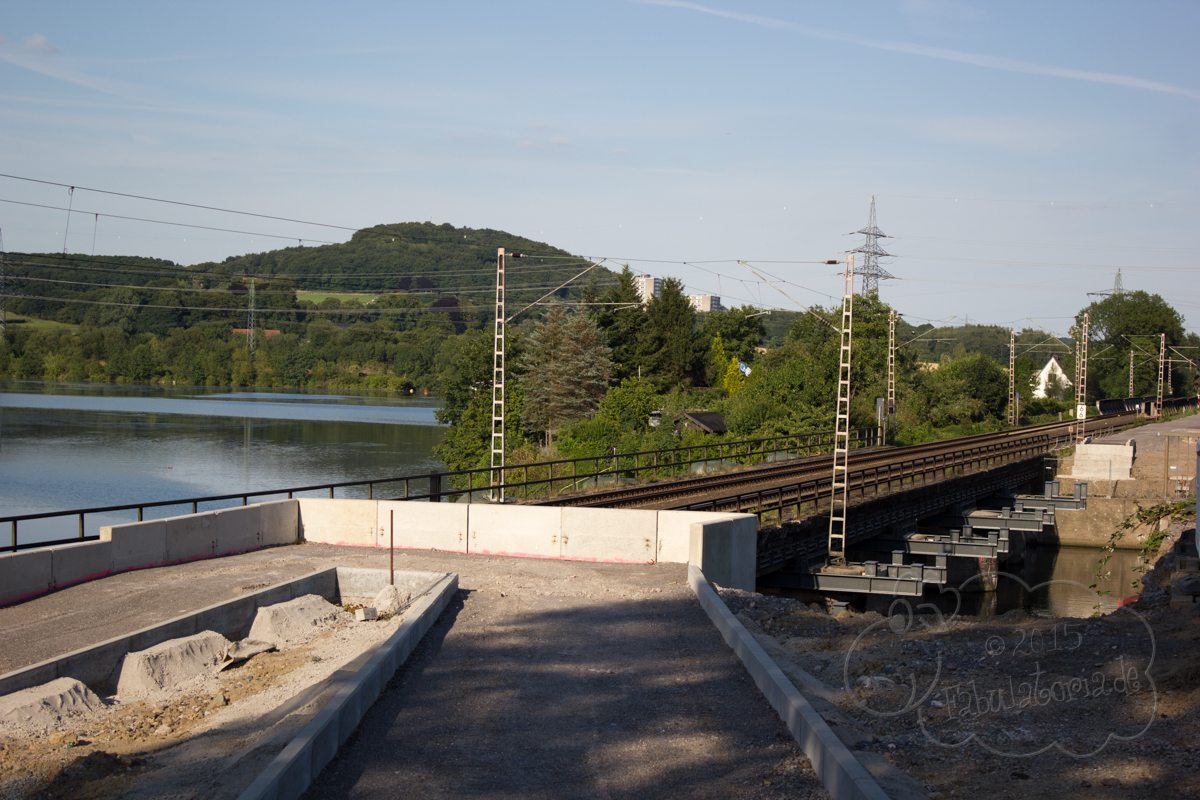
0, 549, 54, 606
216, 504, 262, 556
50, 540, 113, 589
376, 501, 467, 553
560, 507, 657, 563
101, 519, 167, 572
298, 499, 378, 547
164, 511, 217, 564
467, 504, 562, 558
260, 500, 299, 546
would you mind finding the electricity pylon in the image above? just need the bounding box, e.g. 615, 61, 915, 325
850, 196, 894, 296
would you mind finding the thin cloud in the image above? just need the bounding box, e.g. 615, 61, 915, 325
547, 136, 574, 146
21, 34, 61, 53
525, 121, 549, 129
639, 0, 1200, 100
517, 140, 540, 148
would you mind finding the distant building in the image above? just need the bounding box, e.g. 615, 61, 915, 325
686, 294, 723, 313
1033, 357, 1072, 399
675, 411, 727, 434
634, 274, 661, 304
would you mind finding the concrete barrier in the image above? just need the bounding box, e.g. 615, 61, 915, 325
561, 507, 657, 563
376, 501, 467, 553
657, 510, 754, 564
101, 519, 167, 572
0, 549, 53, 605
298, 499, 378, 547
215, 504, 262, 556
49, 540, 114, 589
260, 500, 300, 547
689, 517, 756, 592
165, 511, 217, 563
468, 504, 563, 558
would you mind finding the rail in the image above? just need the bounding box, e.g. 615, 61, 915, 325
2, 425, 879, 551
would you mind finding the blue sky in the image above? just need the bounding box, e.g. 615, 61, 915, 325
1, 0, 1198, 336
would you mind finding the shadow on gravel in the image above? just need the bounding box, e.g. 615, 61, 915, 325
302, 588, 822, 800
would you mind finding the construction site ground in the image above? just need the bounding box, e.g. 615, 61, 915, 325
0, 545, 829, 800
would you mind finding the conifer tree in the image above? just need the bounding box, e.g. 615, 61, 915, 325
521, 308, 614, 446
639, 277, 702, 391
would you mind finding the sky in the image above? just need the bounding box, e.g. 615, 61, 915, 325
1, 0, 1198, 338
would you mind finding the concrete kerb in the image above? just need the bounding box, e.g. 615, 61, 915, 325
0, 567, 339, 698
236, 572, 459, 800
687, 565, 890, 800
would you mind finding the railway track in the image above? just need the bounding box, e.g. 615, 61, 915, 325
535, 411, 1138, 512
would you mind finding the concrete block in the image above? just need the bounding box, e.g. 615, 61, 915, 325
50, 540, 113, 590
0, 660, 59, 699
334, 567, 442, 606
164, 511, 216, 564
129, 616, 198, 653
656, 510, 745, 564
467, 504, 563, 558
307, 707, 341, 783
57, 636, 131, 691
215, 504, 262, 556
102, 520, 167, 572
0, 548, 53, 606
297, 499, 378, 547
560, 507, 657, 563
259, 500, 299, 546
287, 569, 339, 603
376, 501, 467, 553
689, 518, 757, 592
194, 595, 259, 641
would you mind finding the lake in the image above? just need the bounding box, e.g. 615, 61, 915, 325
0, 380, 446, 546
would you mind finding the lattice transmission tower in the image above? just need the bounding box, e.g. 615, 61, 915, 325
1074, 313, 1089, 444
850, 196, 895, 296
491, 248, 508, 501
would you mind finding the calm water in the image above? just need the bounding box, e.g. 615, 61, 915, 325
0, 380, 446, 545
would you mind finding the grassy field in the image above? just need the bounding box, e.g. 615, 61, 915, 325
296, 291, 379, 305
2, 314, 79, 332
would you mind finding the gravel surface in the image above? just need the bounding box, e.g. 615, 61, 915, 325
725, 518, 1200, 800
0, 545, 832, 799
302, 556, 829, 800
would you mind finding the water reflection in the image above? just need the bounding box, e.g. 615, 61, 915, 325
0, 380, 446, 545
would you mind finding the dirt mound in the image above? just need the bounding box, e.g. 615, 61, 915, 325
0, 678, 103, 732
246, 594, 347, 648
116, 631, 229, 696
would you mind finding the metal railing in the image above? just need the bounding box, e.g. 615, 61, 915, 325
2, 426, 879, 552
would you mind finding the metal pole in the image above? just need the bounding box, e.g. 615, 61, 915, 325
390, 509, 394, 586
827, 255, 854, 566
1157, 333, 1166, 417
887, 309, 896, 426
1129, 349, 1135, 397
1008, 329, 1016, 426
491, 248, 506, 501
1075, 312, 1089, 445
